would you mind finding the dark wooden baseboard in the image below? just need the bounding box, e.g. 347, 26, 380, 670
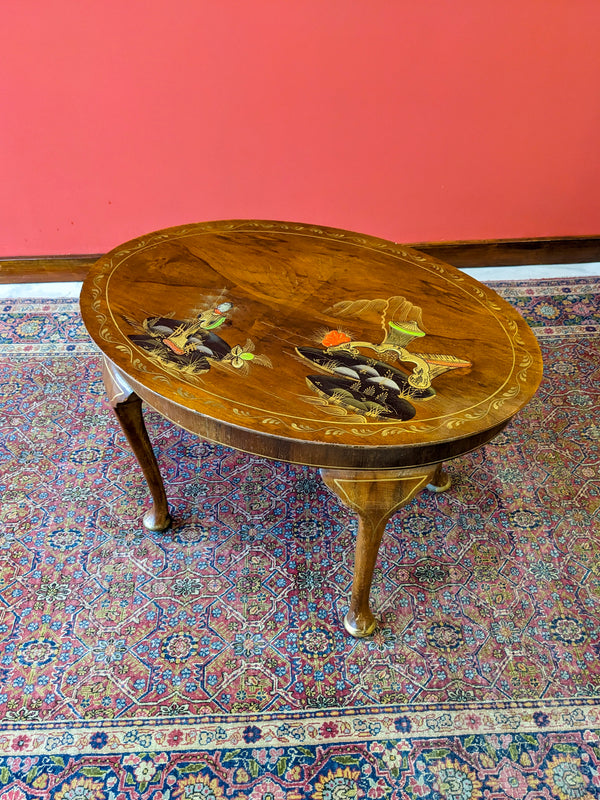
1, 235, 598, 284
412, 236, 600, 269
0, 255, 100, 284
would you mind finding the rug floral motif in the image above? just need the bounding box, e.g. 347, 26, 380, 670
0, 277, 598, 797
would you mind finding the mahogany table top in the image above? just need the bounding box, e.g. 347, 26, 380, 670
80, 220, 543, 469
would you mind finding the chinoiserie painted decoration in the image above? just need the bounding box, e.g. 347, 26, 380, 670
124, 296, 271, 377
124, 292, 471, 423
297, 295, 471, 422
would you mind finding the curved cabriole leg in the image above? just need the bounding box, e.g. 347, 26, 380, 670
426, 463, 452, 493
320, 465, 438, 638
102, 358, 172, 532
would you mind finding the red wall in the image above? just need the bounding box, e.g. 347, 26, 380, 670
2, 1, 599, 256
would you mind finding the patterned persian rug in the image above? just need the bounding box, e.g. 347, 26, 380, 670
0, 276, 599, 798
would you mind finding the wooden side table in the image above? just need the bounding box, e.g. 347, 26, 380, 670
80, 221, 543, 636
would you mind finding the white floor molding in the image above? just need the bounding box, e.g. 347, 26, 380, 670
460, 263, 600, 282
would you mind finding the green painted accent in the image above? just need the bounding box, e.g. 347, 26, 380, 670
389, 320, 425, 337
240, 352, 254, 360
205, 317, 226, 330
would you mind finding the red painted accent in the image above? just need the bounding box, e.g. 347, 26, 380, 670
322, 331, 353, 347
2, 2, 599, 255
163, 338, 185, 356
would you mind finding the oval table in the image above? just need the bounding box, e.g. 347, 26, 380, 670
80, 220, 543, 637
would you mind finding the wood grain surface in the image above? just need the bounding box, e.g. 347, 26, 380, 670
80, 220, 543, 470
